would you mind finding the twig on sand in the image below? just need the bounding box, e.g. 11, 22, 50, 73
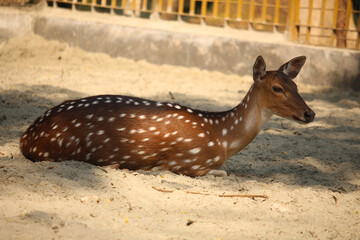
97, 164, 120, 173
152, 186, 174, 193
168, 91, 175, 100
97, 166, 108, 173
218, 194, 268, 199
332, 195, 338, 205
152, 186, 269, 199
185, 190, 210, 196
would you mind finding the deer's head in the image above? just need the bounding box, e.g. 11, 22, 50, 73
253, 56, 315, 124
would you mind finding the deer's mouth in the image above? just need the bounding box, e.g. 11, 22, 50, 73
292, 108, 315, 124
293, 116, 308, 124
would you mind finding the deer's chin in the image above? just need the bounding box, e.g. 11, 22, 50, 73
292, 116, 309, 125
274, 113, 309, 125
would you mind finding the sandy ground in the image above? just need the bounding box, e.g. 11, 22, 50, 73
0, 34, 359, 240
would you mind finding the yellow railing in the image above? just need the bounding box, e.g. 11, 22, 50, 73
292, 0, 359, 49
47, 0, 360, 50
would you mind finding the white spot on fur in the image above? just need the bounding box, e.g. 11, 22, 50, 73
189, 148, 201, 154
191, 165, 200, 170
229, 140, 241, 149
58, 138, 63, 147
169, 161, 177, 166
172, 166, 181, 171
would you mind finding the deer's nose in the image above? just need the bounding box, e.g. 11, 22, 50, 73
304, 109, 315, 123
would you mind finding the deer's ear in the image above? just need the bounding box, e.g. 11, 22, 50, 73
253, 56, 266, 82
278, 56, 306, 79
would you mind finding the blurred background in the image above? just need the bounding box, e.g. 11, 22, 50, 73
39, 0, 360, 50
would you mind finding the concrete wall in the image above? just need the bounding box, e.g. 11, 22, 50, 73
0, 9, 33, 41
1, 8, 360, 90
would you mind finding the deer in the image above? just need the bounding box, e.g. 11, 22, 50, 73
20, 56, 315, 177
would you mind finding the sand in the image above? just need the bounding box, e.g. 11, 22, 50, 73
0, 34, 359, 239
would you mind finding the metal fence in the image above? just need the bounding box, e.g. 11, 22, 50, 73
47, 0, 360, 50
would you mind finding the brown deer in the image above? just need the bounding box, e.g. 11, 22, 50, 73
20, 56, 315, 177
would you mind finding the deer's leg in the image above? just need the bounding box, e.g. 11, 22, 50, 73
206, 169, 228, 177
151, 166, 165, 171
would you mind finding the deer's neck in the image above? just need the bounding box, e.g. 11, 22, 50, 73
215, 84, 273, 158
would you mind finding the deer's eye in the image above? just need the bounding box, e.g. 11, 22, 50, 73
272, 86, 283, 93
